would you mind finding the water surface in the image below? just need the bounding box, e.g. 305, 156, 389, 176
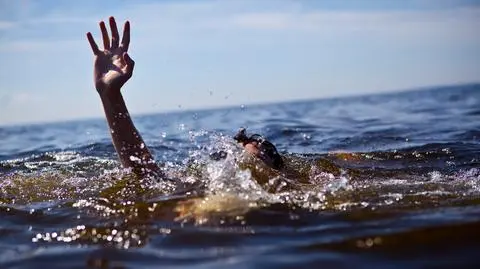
1, 84, 479, 268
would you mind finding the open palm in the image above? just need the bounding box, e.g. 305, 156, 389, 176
86, 17, 134, 94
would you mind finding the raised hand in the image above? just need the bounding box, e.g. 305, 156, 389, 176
85, 17, 162, 179
86, 17, 133, 95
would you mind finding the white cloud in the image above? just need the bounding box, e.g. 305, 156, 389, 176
229, 7, 480, 41
112, 2, 480, 52
24, 16, 94, 25
231, 12, 295, 30
0, 21, 15, 29
0, 0, 479, 125
1, 92, 44, 106
0, 39, 83, 53
2, 1, 479, 52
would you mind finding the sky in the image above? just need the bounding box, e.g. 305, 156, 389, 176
0, 0, 479, 126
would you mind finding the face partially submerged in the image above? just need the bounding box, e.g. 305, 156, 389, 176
233, 128, 284, 170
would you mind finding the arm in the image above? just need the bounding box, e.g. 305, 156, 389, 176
86, 17, 162, 178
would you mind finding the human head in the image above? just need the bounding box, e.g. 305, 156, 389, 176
234, 128, 284, 170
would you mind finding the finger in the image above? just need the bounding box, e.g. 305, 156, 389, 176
123, 52, 135, 76
123, 52, 135, 68
99, 21, 110, 50
120, 21, 130, 51
86, 32, 100, 55
109, 16, 120, 49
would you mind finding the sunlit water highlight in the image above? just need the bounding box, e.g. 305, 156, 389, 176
1, 84, 479, 268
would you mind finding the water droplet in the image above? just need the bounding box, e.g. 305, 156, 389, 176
302, 133, 311, 140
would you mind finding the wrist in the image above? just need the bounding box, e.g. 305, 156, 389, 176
100, 90, 129, 119
98, 85, 122, 100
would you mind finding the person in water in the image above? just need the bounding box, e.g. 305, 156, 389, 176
86, 17, 285, 180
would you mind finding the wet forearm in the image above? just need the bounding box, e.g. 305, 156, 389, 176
100, 90, 161, 177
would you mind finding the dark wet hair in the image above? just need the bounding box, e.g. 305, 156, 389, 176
234, 128, 284, 170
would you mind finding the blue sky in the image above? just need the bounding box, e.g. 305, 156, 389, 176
0, 0, 479, 126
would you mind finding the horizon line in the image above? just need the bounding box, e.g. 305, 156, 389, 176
1, 81, 478, 128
